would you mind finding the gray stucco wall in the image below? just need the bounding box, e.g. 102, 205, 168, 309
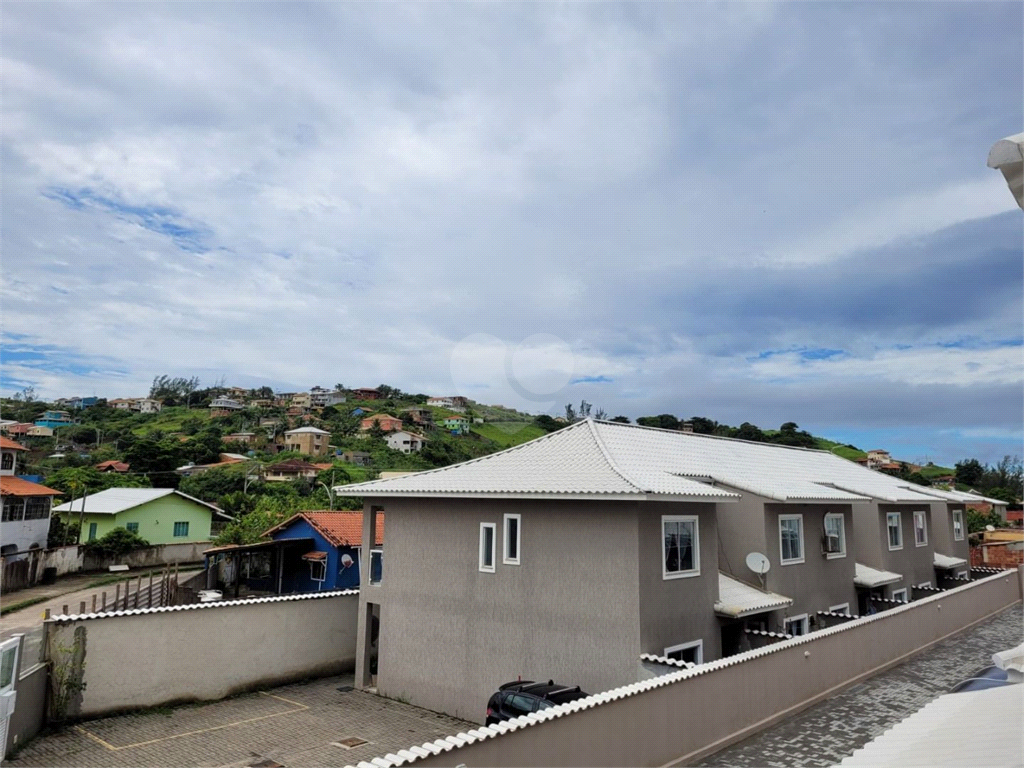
762, 504, 858, 619
856, 503, 936, 594
930, 501, 970, 567
368, 497, 645, 722
636, 502, 721, 661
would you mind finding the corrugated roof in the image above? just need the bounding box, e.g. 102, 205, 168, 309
336, 420, 938, 502
284, 426, 331, 435
839, 683, 1023, 766
0, 436, 28, 451
264, 511, 384, 547
52, 488, 225, 517
715, 573, 793, 618
933, 552, 968, 570
854, 562, 904, 588
0, 476, 61, 497
335, 420, 740, 501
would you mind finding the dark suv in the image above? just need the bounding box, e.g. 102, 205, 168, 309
486, 680, 589, 724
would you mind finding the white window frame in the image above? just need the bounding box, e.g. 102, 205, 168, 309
913, 510, 928, 547
662, 515, 700, 580
828, 603, 850, 615
664, 639, 703, 665
887, 512, 903, 551
956, 570, 968, 580
784, 613, 809, 636
891, 588, 908, 603
916, 581, 932, 589
952, 509, 964, 541
479, 522, 496, 573
778, 514, 805, 565
823, 512, 846, 559
503, 513, 521, 566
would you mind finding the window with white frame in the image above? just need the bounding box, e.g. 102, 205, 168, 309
784, 614, 809, 636
887, 512, 903, 550
479, 522, 496, 573
916, 581, 932, 589
664, 640, 703, 665
952, 509, 964, 541
503, 513, 521, 565
829, 603, 850, 615
956, 570, 968, 580
662, 515, 700, 579
823, 513, 846, 558
891, 588, 908, 603
913, 510, 927, 546
779, 514, 804, 564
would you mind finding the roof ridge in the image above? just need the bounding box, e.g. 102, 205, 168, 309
590, 418, 836, 456
585, 419, 644, 493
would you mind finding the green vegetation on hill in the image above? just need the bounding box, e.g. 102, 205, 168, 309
471, 422, 547, 447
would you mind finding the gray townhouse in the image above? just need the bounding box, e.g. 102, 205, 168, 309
337, 419, 963, 721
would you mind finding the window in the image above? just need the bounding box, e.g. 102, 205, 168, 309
952, 509, 964, 541
88, 522, 98, 542
784, 614, 809, 636
479, 522, 496, 573
891, 588, 908, 603
1, 452, 13, 471
1, 498, 23, 522
779, 515, 804, 564
887, 512, 903, 550
24, 498, 49, 520
173, 521, 189, 537
503, 514, 521, 565
125, 522, 139, 534
665, 640, 703, 665
369, 549, 383, 585
913, 510, 927, 546
503, 693, 535, 718
829, 603, 850, 615
824, 513, 846, 558
956, 570, 969, 581
662, 516, 700, 579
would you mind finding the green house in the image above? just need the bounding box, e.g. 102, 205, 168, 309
53, 488, 229, 545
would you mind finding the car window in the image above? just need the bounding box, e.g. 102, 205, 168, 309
505, 694, 535, 717
536, 699, 553, 710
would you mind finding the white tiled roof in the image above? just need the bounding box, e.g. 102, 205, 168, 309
854, 562, 904, 588
52, 488, 224, 516
337, 420, 943, 503
933, 552, 968, 570
838, 683, 1023, 767
285, 426, 331, 435
715, 573, 793, 618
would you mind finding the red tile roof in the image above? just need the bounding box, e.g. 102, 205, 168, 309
95, 461, 130, 472
263, 510, 384, 547
0, 476, 61, 497
0, 436, 28, 451
267, 459, 320, 473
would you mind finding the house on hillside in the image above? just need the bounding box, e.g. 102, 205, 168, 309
35, 410, 74, 430
66, 397, 99, 410
95, 460, 130, 473
53, 488, 228, 545
265, 511, 385, 591
360, 414, 403, 433
284, 426, 331, 456
401, 407, 434, 427
26, 426, 54, 437
342, 451, 372, 467
385, 431, 428, 454
263, 459, 320, 482
1, 436, 61, 557
866, 449, 891, 469
210, 396, 243, 417
224, 431, 257, 445
3, 423, 33, 436
351, 407, 373, 417
351, 388, 381, 401
131, 398, 162, 414
309, 387, 346, 408
443, 415, 470, 435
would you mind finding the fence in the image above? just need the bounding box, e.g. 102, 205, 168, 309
364, 567, 1023, 768
45, 589, 359, 718
44, 565, 187, 617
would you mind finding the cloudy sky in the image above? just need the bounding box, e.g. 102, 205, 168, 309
2, 2, 1021, 465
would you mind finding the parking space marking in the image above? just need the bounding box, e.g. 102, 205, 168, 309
74, 691, 309, 751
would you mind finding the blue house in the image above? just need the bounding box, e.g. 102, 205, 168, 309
35, 410, 74, 430
263, 511, 384, 592
351, 407, 372, 417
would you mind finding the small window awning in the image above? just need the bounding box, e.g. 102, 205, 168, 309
855, 562, 903, 589
988, 132, 1024, 210
714, 573, 793, 619
934, 552, 968, 570
301, 551, 328, 561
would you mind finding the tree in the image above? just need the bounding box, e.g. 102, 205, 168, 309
735, 422, 765, 442
966, 509, 1003, 535
955, 459, 985, 487
610, 415, 631, 423
636, 414, 680, 430
689, 417, 718, 435
46, 467, 150, 497
47, 515, 79, 549
334, 383, 346, 392
82, 528, 149, 559
533, 415, 565, 433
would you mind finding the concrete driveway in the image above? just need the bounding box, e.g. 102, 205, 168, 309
8, 674, 472, 768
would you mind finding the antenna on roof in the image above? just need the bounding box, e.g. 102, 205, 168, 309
745, 552, 771, 589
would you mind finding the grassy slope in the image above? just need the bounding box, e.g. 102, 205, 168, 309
814, 438, 867, 461
130, 406, 211, 436
471, 422, 547, 447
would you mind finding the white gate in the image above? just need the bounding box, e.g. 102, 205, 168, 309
0, 637, 19, 759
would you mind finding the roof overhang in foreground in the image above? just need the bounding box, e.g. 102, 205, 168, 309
854, 562, 904, 589
335, 490, 739, 502
933, 552, 968, 570
714, 573, 793, 619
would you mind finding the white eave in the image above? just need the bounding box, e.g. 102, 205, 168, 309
933, 552, 968, 570
854, 562, 904, 589
714, 573, 793, 619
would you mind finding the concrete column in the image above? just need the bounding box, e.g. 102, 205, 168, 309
354, 503, 381, 689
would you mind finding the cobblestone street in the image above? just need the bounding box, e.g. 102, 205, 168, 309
8, 674, 471, 768
698, 604, 1023, 767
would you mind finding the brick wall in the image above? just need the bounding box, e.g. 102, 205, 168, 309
971, 544, 1024, 568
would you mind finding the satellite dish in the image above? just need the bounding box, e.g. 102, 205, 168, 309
745, 552, 771, 575
986, 524, 996, 532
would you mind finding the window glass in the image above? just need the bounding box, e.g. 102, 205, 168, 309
480, 523, 495, 571
663, 518, 697, 575
504, 515, 519, 563
125, 522, 139, 534
1, 453, 13, 470
953, 510, 964, 540
887, 513, 902, 548
505, 694, 534, 717
88, 522, 98, 541
824, 514, 845, 555
785, 616, 809, 636
914, 511, 927, 545
666, 644, 701, 664
173, 521, 189, 537
780, 517, 803, 562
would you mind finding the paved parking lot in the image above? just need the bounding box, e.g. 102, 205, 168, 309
8, 674, 472, 768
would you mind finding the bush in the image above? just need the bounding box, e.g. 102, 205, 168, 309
82, 528, 150, 559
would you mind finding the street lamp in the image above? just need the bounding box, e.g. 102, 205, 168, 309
317, 482, 335, 511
